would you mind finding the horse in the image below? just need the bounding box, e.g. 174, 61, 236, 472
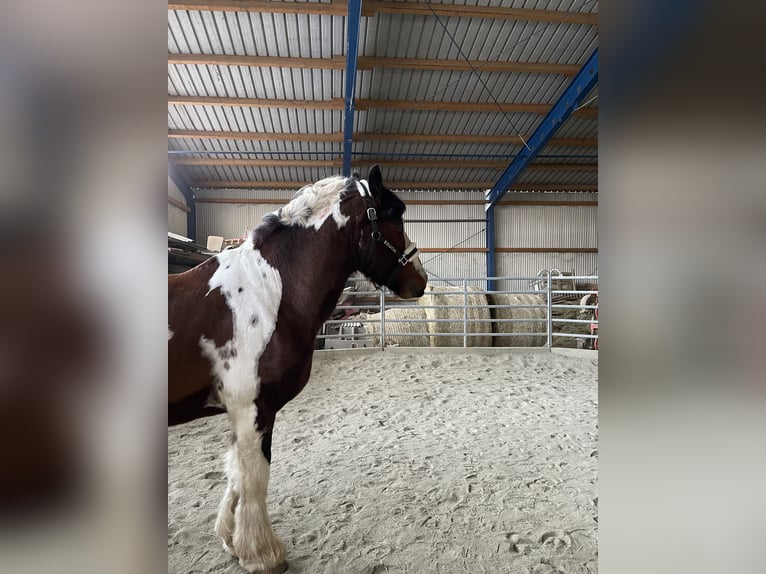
168, 166, 428, 573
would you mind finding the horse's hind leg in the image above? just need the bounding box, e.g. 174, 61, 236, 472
223, 403, 286, 573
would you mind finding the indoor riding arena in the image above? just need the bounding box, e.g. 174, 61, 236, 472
168, 1, 599, 573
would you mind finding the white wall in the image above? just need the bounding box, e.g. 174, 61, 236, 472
168, 176, 188, 237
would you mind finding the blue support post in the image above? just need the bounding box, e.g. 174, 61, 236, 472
485, 48, 598, 209
342, 0, 364, 177
486, 207, 496, 292
168, 161, 196, 242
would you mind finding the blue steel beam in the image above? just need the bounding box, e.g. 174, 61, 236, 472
486, 207, 496, 291
342, 0, 364, 177
485, 48, 598, 209
485, 48, 597, 290
168, 161, 196, 241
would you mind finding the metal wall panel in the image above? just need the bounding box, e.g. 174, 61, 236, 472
496, 204, 597, 248
420, 252, 487, 285
194, 188, 298, 200
196, 202, 282, 241
497, 251, 598, 281
168, 176, 188, 237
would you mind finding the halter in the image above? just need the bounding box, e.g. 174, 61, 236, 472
355, 180, 419, 286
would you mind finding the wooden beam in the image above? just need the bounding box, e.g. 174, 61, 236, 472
169, 96, 596, 116
358, 57, 579, 75
496, 200, 598, 206
355, 134, 597, 146
169, 53, 579, 76
191, 181, 599, 192
176, 157, 597, 171
168, 1, 598, 26
194, 181, 309, 189
168, 96, 344, 109
496, 247, 598, 253
192, 196, 598, 205
175, 158, 340, 167
168, 129, 596, 147
365, 1, 598, 25
168, 130, 343, 142
168, 53, 346, 69
416, 247, 598, 253
418, 248, 488, 253
194, 198, 291, 204
168, 0, 348, 15
404, 199, 598, 206
361, 99, 597, 117
168, 196, 191, 212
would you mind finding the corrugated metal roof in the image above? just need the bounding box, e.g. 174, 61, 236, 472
168, 0, 598, 190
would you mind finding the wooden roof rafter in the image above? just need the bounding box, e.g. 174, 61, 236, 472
167, 130, 597, 147
168, 1, 598, 26
168, 96, 597, 116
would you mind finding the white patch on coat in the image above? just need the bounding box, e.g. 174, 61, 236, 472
168, 327, 174, 340
199, 238, 282, 406
272, 175, 350, 231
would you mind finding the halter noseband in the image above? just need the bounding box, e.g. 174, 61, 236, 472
355, 180, 419, 286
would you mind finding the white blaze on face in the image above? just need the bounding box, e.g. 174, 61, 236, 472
404, 232, 428, 281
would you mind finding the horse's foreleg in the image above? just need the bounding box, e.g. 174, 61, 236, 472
225, 403, 286, 574
214, 441, 240, 555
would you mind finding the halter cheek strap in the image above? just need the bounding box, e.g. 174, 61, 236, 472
358, 187, 419, 285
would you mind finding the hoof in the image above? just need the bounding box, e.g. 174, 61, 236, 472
222, 540, 237, 557
246, 561, 288, 574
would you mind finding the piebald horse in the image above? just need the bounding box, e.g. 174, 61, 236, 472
168, 166, 428, 573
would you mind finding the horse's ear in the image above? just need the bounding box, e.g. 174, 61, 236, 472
367, 165, 384, 196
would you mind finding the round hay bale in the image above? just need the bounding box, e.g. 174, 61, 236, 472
361, 306, 430, 347
486, 293, 547, 347
417, 286, 492, 347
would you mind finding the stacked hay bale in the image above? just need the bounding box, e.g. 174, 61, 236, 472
486, 293, 547, 347
417, 286, 492, 347
361, 306, 430, 347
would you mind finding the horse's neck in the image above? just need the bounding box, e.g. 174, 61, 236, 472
267, 223, 356, 333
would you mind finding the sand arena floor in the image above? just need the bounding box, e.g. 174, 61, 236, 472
168, 349, 598, 574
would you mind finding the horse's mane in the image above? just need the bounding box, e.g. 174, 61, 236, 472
251, 176, 351, 248
249, 174, 406, 249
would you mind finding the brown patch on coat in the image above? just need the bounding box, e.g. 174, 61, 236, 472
168, 257, 234, 406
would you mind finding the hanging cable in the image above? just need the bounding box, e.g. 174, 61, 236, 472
423, 0, 531, 151
419, 227, 487, 272
426, 0, 600, 100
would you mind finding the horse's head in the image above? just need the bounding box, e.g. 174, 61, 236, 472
352, 166, 428, 299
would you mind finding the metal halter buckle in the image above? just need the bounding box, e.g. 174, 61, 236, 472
371, 230, 381, 240
398, 254, 409, 266
366, 207, 378, 221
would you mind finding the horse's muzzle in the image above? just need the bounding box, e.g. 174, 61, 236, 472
400, 281, 425, 299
